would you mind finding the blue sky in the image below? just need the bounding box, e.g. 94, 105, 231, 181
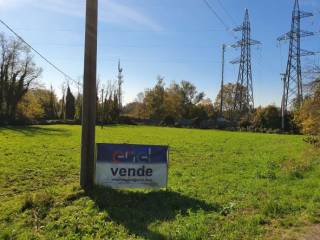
0, 0, 319, 106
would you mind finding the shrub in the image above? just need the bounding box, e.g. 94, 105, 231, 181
252, 105, 281, 130
162, 115, 176, 126
239, 118, 251, 128
303, 135, 320, 148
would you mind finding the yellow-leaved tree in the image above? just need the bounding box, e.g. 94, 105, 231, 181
295, 79, 320, 135
17, 91, 44, 120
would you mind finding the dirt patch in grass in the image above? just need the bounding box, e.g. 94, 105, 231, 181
303, 225, 320, 240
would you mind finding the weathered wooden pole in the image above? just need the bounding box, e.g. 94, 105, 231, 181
281, 73, 286, 131
220, 44, 226, 116
80, 0, 98, 189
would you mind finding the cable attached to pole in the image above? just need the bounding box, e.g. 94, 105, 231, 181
0, 19, 79, 86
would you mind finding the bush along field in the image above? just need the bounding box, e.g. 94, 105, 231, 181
0, 125, 320, 240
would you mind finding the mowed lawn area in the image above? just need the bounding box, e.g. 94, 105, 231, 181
0, 125, 319, 240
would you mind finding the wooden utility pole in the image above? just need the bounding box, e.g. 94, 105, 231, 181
220, 44, 226, 115
81, 0, 98, 189
281, 73, 286, 131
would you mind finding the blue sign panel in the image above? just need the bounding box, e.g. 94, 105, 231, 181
96, 143, 168, 164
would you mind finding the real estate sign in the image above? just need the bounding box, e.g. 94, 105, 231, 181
95, 143, 168, 189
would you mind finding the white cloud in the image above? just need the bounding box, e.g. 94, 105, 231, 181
0, 0, 23, 9
0, 0, 163, 32
103, 1, 164, 32
32, 0, 85, 18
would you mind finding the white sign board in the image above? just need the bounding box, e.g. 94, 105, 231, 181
95, 143, 168, 189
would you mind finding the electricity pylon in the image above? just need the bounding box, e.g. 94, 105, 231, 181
278, 0, 314, 118
231, 9, 260, 115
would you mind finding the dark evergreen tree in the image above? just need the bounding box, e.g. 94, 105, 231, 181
65, 85, 75, 120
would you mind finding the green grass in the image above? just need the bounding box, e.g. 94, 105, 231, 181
0, 125, 319, 239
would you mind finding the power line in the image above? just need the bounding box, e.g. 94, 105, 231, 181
202, 0, 237, 39
214, 0, 237, 25
0, 19, 79, 86
202, 0, 230, 31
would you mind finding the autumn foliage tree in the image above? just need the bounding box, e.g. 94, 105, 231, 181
17, 90, 44, 120
213, 83, 249, 121
124, 77, 206, 122
0, 33, 42, 122
252, 105, 281, 130
214, 83, 237, 120
144, 76, 166, 120
295, 78, 320, 135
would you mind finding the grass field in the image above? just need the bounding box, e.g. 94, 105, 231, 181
0, 125, 319, 240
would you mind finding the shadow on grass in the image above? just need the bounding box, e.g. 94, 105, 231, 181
87, 186, 221, 240
0, 125, 71, 137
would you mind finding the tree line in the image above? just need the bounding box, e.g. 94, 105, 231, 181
123, 76, 210, 122
0, 32, 319, 142
123, 77, 320, 136
0, 33, 122, 124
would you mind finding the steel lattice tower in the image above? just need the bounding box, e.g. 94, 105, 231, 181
231, 9, 260, 114
278, 0, 314, 113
